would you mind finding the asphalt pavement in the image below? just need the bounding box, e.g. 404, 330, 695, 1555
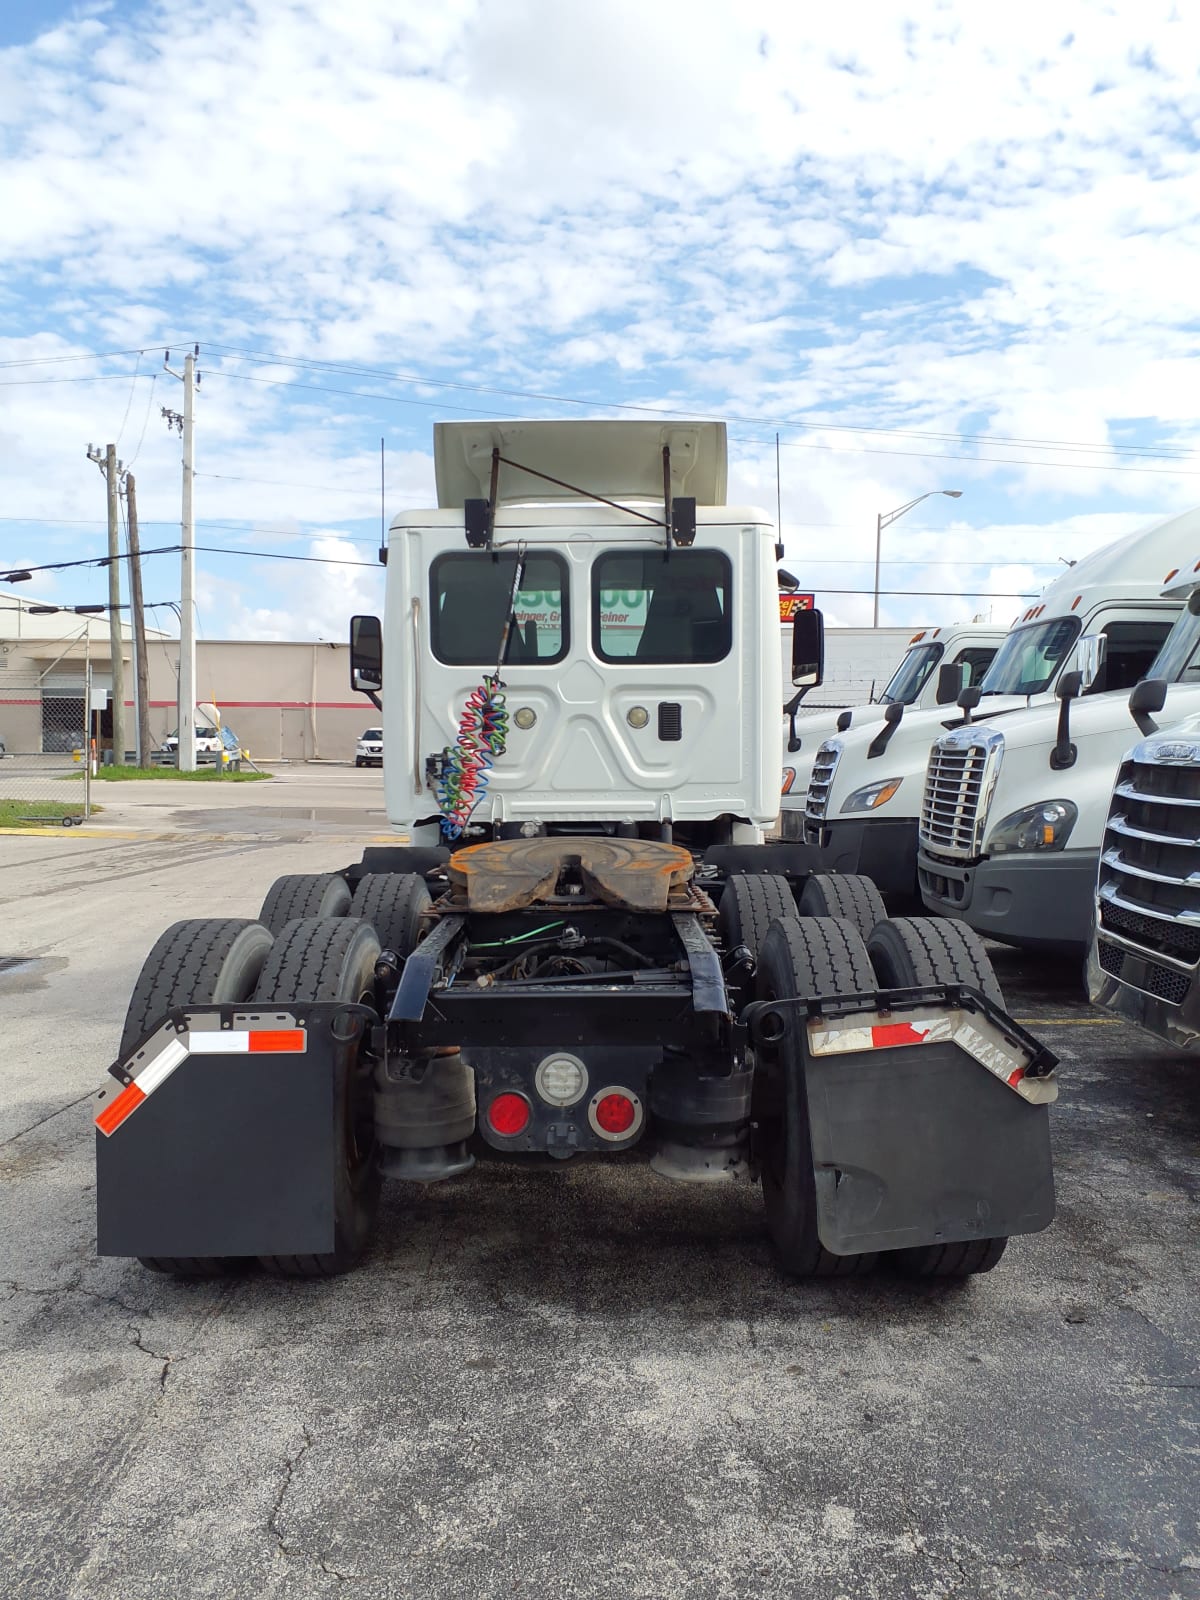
1, 774, 1196, 1600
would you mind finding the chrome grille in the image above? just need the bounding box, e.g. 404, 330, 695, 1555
918, 728, 1003, 861
804, 741, 842, 826
1095, 742, 1200, 984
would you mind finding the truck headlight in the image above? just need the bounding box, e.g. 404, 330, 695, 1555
840, 777, 902, 814
986, 799, 1077, 856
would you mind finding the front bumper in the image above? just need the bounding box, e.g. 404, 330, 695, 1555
1087, 929, 1200, 1051
806, 815, 919, 901
918, 848, 1098, 954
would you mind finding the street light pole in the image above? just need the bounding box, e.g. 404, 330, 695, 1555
872, 490, 963, 627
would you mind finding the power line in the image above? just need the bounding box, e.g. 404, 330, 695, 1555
205, 367, 1200, 480
4, 539, 1038, 595
113, 352, 143, 448
0, 347, 153, 369
0, 373, 152, 387
203, 341, 1198, 463
194, 470, 379, 496
127, 372, 158, 466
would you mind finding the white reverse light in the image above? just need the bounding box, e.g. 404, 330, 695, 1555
534, 1052, 587, 1106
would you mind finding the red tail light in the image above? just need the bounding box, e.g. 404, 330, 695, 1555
594, 1092, 636, 1135
488, 1093, 531, 1137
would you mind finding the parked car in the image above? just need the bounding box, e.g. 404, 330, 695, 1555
157, 724, 243, 766
355, 727, 383, 768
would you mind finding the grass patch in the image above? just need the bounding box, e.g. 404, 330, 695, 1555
0, 799, 91, 826
68, 765, 272, 783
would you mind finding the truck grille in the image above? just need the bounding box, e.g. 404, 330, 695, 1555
918, 727, 1003, 861
804, 742, 842, 826
1095, 745, 1200, 995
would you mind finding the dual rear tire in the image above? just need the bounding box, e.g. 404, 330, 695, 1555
120, 873, 431, 1281
720, 874, 1010, 1281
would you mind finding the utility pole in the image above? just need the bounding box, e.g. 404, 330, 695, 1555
86, 443, 126, 763
123, 471, 152, 766
163, 346, 199, 770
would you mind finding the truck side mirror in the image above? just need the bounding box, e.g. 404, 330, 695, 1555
1129, 675, 1168, 737
1050, 670, 1083, 770
350, 614, 383, 704
936, 660, 970, 705
956, 683, 982, 725
1057, 669, 1083, 701
791, 607, 824, 687
1073, 633, 1107, 692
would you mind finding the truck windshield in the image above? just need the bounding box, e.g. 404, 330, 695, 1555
430, 552, 568, 666
1144, 607, 1200, 685
879, 642, 942, 704
979, 616, 1081, 697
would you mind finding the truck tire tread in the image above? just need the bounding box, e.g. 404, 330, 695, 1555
797, 873, 888, 941
349, 873, 431, 959
258, 873, 352, 934
119, 918, 274, 1061
893, 1237, 1008, 1277
866, 916, 1005, 1008
718, 874, 796, 959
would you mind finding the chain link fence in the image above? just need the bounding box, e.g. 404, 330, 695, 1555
0, 670, 92, 827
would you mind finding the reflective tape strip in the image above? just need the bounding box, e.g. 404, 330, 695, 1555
807, 1008, 1057, 1104
188, 1030, 306, 1054
95, 1038, 187, 1137
95, 1029, 306, 1136
95, 1081, 146, 1137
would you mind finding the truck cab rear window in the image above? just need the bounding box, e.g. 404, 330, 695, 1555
592, 551, 732, 664
429, 553, 568, 665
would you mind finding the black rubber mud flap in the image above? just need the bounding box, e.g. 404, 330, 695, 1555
95, 1003, 368, 1261
757, 995, 1056, 1257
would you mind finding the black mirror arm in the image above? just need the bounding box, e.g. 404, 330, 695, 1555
1131, 707, 1158, 738
867, 703, 904, 759
1049, 695, 1076, 770
783, 688, 807, 754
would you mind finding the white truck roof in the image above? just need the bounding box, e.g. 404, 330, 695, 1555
433, 419, 728, 509
1014, 504, 1200, 624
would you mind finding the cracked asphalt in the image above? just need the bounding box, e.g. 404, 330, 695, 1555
1, 780, 1197, 1599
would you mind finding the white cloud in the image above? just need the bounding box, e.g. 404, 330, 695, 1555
1, 0, 1199, 637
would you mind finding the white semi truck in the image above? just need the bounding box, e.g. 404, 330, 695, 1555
778, 621, 1005, 826
1087, 582, 1200, 1046
94, 420, 1056, 1284
918, 566, 1200, 952
800, 509, 1200, 905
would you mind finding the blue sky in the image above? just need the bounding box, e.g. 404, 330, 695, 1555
2, 0, 1199, 640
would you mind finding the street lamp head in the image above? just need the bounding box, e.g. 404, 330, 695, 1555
943, 490, 963, 498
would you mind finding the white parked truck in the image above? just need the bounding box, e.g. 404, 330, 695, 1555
919, 570, 1200, 952
778, 621, 1004, 827
94, 420, 1056, 1284
800, 508, 1200, 905
1087, 582, 1200, 1045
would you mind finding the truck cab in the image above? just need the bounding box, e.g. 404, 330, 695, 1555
1088, 578, 1200, 1044
778, 621, 1003, 828
918, 568, 1200, 952
378, 420, 783, 850
799, 508, 1200, 903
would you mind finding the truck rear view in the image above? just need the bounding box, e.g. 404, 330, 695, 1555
94, 421, 1057, 1286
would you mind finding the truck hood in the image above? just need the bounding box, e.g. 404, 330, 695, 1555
961, 681, 1200, 757
814, 694, 1049, 821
